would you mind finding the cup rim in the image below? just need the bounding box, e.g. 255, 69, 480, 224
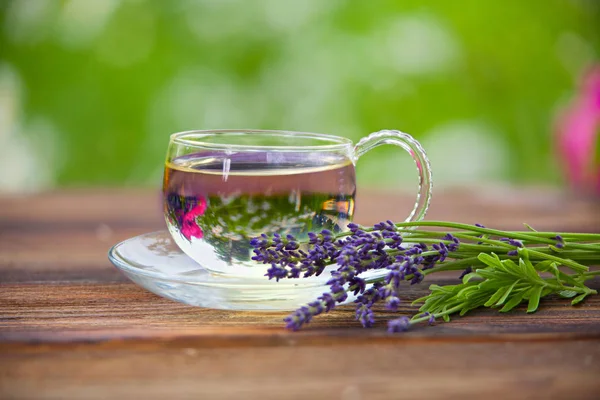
170, 129, 354, 151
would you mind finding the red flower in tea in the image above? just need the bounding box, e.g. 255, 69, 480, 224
180, 196, 207, 240
556, 66, 600, 195
188, 196, 207, 218
181, 215, 203, 240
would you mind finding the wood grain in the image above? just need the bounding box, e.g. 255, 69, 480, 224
2, 341, 600, 400
1, 188, 600, 399
2, 277, 600, 345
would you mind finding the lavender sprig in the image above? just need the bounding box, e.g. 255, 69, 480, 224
251, 221, 600, 332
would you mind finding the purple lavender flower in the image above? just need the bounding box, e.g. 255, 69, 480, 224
500, 237, 523, 256
552, 235, 565, 248
410, 272, 424, 285
405, 243, 426, 256
421, 312, 436, 325
284, 306, 312, 330
330, 283, 348, 303
355, 282, 383, 306
251, 228, 341, 280
421, 236, 460, 271
373, 220, 396, 232
347, 223, 360, 233
475, 223, 486, 244
347, 276, 366, 295
352, 283, 384, 328
265, 263, 287, 281
388, 317, 411, 333
385, 296, 401, 311
458, 266, 473, 280
432, 243, 449, 262
385, 262, 403, 287
356, 304, 375, 328
320, 292, 336, 312
509, 239, 523, 247
500, 238, 524, 247
443, 233, 460, 252
255, 221, 464, 332
283, 289, 347, 330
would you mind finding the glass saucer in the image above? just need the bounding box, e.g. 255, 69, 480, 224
108, 231, 351, 311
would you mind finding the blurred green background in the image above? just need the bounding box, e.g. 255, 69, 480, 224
0, 0, 599, 192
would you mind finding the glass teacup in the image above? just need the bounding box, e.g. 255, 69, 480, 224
163, 129, 432, 277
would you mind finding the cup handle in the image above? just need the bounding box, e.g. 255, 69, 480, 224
353, 129, 432, 224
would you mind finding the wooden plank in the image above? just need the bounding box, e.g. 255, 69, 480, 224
1, 341, 600, 400
1, 276, 600, 345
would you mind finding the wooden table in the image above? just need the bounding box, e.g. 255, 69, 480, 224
1, 188, 600, 399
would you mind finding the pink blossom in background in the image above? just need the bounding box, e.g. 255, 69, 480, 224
556, 66, 600, 195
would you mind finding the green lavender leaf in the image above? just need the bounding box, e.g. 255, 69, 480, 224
476, 268, 502, 280
550, 268, 581, 288
571, 293, 589, 305
496, 279, 521, 306
457, 285, 478, 299
523, 223, 538, 232
541, 287, 555, 297
519, 255, 540, 282
484, 286, 510, 307
500, 289, 528, 312
498, 259, 521, 277
477, 253, 503, 268
534, 260, 557, 272
527, 286, 543, 313
559, 290, 578, 298
549, 245, 564, 253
